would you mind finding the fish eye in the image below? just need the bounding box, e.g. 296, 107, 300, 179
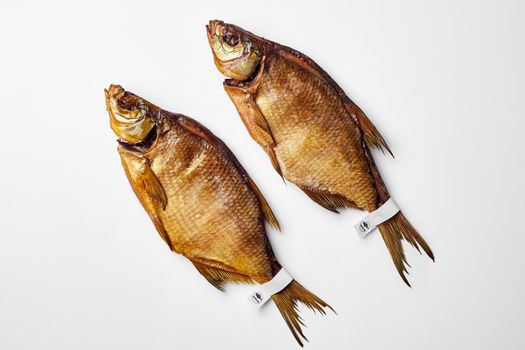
223, 32, 239, 46
117, 94, 141, 112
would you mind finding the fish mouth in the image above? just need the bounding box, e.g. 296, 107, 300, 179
206, 19, 223, 46
105, 84, 125, 109
105, 84, 158, 145
206, 19, 223, 38
105, 84, 157, 120
105, 84, 143, 117
105, 84, 138, 122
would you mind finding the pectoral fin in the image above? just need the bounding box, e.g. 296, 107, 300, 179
224, 84, 283, 178
119, 149, 172, 250
140, 161, 168, 210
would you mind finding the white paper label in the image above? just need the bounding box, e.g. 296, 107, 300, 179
247, 268, 293, 309
354, 198, 400, 238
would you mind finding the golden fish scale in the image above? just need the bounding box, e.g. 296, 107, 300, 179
255, 55, 378, 211
119, 118, 274, 282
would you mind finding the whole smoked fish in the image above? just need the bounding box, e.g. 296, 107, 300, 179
105, 84, 332, 345
206, 20, 434, 286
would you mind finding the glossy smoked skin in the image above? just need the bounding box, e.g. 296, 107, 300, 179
119, 112, 278, 284
226, 53, 379, 212
110, 86, 333, 345
211, 21, 433, 286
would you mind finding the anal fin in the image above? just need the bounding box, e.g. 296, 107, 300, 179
299, 186, 359, 213
192, 260, 254, 291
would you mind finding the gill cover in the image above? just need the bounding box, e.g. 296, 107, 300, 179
105, 84, 155, 144
207, 21, 261, 81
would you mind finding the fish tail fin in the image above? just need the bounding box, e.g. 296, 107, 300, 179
271, 280, 334, 347
378, 211, 434, 287
362, 145, 433, 286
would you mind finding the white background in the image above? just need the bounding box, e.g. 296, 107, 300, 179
1, 0, 524, 349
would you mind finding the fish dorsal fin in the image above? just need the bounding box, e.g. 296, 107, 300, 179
346, 103, 393, 157
247, 178, 280, 231
177, 114, 281, 231
276, 47, 393, 156
299, 186, 359, 213
177, 115, 214, 145
192, 259, 254, 291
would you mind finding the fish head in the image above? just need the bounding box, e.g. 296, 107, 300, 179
105, 84, 157, 144
206, 20, 265, 81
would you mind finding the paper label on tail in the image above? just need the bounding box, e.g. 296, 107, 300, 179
247, 268, 293, 309
355, 198, 400, 238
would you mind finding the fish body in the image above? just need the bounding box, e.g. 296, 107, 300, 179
207, 20, 434, 285
253, 55, 377, 211
119, 117, 276, 281
105, 85, 332, 345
